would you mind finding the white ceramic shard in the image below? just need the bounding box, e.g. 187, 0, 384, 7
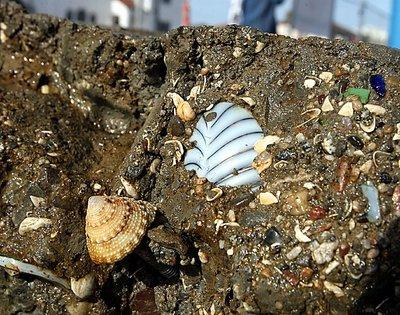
184, 102, 264, 187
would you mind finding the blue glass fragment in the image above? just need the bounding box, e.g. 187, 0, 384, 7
370, 74, 386, 97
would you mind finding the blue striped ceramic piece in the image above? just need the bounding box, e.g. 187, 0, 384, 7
184, 102, 264, 187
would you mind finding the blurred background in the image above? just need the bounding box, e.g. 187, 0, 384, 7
19, 0, 400, 47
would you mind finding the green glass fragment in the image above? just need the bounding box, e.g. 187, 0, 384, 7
343, 88, 370, 104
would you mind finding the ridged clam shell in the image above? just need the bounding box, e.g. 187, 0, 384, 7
184, 102, 264, 187
85, 196, 156, 264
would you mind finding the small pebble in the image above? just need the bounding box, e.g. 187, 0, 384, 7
300, 267, 313, 281
319, 71, 333, 83
286, 246, 302, 260
347, 135, 364, 149
367, 248, 380, 259
379, 172, 392, 184
304, 79, 316, 89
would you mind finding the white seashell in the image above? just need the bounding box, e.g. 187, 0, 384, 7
321, 96, 334, 112
338, 102, 353, 117
364, 104, 386, 116
189, 85, 201, 100
71, 273, 96, 299
360, 116, 376, 133
184, 102, 264, 187
259, 192, 278, 205
294, 224, 311, 242
120, 177, 138, 199
254, 135, 280, 154
167, 92, 195, 122
18, 217, 52, 235
206, 187, 223, 202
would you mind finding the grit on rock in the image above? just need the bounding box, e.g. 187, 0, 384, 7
1, 1, 400, 314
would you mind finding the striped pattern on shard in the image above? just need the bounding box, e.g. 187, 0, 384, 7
184, 102, 264, 187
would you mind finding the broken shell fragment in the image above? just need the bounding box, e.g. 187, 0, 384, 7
252, 151, 273, 173
321, 96, 334, 112
206, 187, 223, 202
18, 217, 52, 236
294, 224, 311, 243
254, 135, 281, 154
338, 102, 353, 117
259, 192, 279, 205
167, 92, 195, 122
239, 96, 256, 107
85, 196, 156, 264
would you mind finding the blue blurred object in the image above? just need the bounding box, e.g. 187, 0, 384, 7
241, 0, 284, 33
370, 74, 386, 97
389, 0, 400, 48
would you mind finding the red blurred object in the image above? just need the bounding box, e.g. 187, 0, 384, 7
181, 0, 190, 26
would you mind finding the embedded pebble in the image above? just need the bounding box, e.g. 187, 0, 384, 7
294, 224, 311, 243
319, 71, 333, 83
286, 246, 302, 260
312, 241, 338, 264
304, 79, 316, 89
361, 182, 380, 222
255, 41, 266, 53
338, 102, 353, 117
324, 260, 340, 274
367, 248, 380, 259
324, 281, 345, 297
321, 96, 334, 112
259, 192, 278, 205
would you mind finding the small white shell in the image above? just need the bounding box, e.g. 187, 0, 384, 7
120, 177, 139, 199
360, 116, 376, 133
167, 92, 195, 122
18, 217, 52, 235
71, 273, 96, 299
184, 102, 264, 187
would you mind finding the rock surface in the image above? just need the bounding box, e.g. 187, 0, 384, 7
1, 1, 400, 314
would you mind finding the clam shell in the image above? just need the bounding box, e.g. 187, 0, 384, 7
85, 196, 156, 264
184, 102, 264, 187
